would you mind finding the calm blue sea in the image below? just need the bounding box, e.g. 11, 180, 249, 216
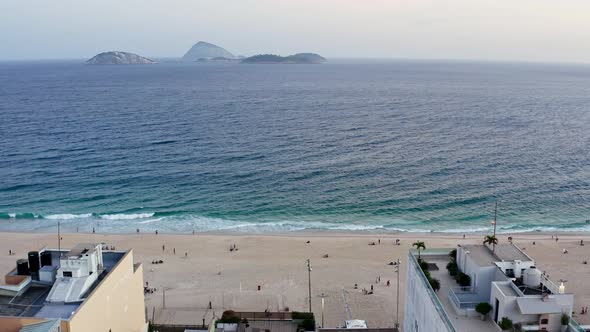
1, 59, 590, 233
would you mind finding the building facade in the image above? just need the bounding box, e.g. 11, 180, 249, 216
0, 244, 147, 332
404, 244, 583, 332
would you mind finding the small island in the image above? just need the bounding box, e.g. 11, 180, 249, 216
183, 41, 236, 62
86, 51, 156, 65
241, 53, 326, 64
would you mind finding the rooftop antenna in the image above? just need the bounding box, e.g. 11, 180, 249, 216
492, 201, 498, 239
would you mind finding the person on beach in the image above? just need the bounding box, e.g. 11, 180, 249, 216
386, 280, 390, 287
162, 244, 165, 252
173, 248, 176, 254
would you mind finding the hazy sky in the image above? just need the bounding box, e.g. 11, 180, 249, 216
1, 0, 590, 63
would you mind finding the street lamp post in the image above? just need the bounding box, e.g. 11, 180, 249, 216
395, 258, 401, 331
307, 259, 312, 313
319, 293, 328, 328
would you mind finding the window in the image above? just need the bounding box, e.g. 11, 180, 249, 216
63, 271, 72, 277
540, 318, 548, 324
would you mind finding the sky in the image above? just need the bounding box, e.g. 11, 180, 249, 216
1, 0, 590, 63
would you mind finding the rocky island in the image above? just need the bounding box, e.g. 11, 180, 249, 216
183, 41, 236, 62
86, 51, 156, 65
241, 53, 326, 64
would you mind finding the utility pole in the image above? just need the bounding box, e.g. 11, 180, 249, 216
319, 293, 328, 328
307, 259, 312, 313
394, 258, 401, 331
58, 221, 61, 256
491, 201, 498, 253
493, 201, 498, 238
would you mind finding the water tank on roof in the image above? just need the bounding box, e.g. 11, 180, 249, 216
523, 266, 542, 288
16, 259, 29, 275
28, 251, 40, 273
40, 251, 52, 267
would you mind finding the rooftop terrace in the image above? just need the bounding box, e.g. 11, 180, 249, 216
411, 250, 499, 332
0, 249, 125, 320
461, 243, 531, 267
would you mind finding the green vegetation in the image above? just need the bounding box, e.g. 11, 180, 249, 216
417, 257, 440, 292
241, 53, 326, 64
456, 272, 471, 287
484, 235, 499, 253
446, 261, 459, 276
293, 312, 316, 331
429, 277, 441, 291
292, 312, 314, 320
446, 248, 459, 276
449, 249, 457, 261
418, 258, 429, 271
413, 241, 426, 259
219, 310, 241, 324
498, 317, 513, 331
561, 313, 570, 326
475, 302, 492, 319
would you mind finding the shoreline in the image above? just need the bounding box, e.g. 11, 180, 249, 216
1, 231, 589, 327
0, 228, 589, 238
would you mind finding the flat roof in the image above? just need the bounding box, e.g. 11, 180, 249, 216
496, 282, 519, 297
462, 244, 531, 266
462, 245, 497, 266
65, 243, 99, 257
516, 297, 562, 314
0, 248, 126, 320
494, 244, 531, 262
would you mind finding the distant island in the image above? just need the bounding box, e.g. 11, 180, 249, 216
86, 51, 156, 65
241, 53, 326, 64
183, 41, 236, 62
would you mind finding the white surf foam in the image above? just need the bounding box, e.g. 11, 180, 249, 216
45, 213, 93, 220
99, 213, 155, 220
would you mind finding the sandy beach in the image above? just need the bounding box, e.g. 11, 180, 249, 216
1, 231, 589, 327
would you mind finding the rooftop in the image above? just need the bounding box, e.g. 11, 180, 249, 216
19, 320, 60, 332
496, 282, 519, 297
493, 244, 531, 262
461, 243, 531, 267
461, 245, 497, 266
410, 249, 499, 332
0, 248, 125, 320
65, 243, 99, 258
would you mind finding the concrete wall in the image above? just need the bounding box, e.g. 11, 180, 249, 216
404, 254, 453, 332
66, 250, 147, 332
456, 248, 498, 302
495, 261, 535, 278
490, 283, 538, 326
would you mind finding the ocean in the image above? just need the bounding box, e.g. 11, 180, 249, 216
1, 59, 589, 234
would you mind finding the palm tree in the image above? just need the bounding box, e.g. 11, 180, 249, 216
413, 241, 426, 259
483, 235, 498, 253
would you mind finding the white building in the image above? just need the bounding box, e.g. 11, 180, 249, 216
404, 244, 582, 332
47, 243, 104, 303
